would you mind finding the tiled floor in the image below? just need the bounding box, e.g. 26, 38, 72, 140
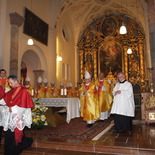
18, 120, 155, 154
1, 110, 155, 154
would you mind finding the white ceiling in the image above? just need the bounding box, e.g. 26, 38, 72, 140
54, 0, 146, 32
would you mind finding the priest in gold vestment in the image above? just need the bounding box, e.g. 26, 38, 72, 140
43, 78, 51, 98
24, 76, 34, 96
34, 76, 44, 98
79, 71, 99, 127
95, 73, 113, 121
49, 82, 59, 98
66, 83, 74, 98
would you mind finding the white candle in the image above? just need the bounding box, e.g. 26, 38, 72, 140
64, 88, 67, 96
60, 89, 63, 95
31, 89, 34, 96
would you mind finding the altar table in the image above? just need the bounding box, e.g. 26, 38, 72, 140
32, 98, 80, 123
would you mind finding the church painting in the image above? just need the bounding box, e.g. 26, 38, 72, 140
99, 40, 122, 76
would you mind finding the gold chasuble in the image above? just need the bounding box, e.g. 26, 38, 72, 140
34, 85, 45, 98
95, 79, 113, 112
25, 85, 34, 96
67, 89, 74, 98
79, 83, 100, 121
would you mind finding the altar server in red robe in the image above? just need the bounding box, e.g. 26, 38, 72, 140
0, 75, 34, 155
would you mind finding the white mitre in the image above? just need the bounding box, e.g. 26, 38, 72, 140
66, 83, 70, 87
25, 76, 30, 81
37, 76, 42, 83
85, 70, 91, 79
69, 82, 72, 87
43, 78, 48, 83
51, 81, 55, 84
60, 82, 64, 86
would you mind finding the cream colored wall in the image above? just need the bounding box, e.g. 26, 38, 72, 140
0, 0, 55, 86
56, 11, 76, 88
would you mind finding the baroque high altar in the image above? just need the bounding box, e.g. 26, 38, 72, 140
78, 14, 146, 90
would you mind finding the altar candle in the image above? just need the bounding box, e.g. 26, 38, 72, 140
64, 88, 67, 96
31, 89, 34, 96
60, 89, 64, 95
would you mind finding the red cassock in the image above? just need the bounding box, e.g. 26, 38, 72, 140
4, 85, 34, 108
3, 85, 34, 145
0, 85, 5, 100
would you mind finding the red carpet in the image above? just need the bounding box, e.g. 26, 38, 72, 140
24, 116, 113, 140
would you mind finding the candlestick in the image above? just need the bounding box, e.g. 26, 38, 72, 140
31, 89, 34, 97
60, 88, 64, 96
64, 88, 67, 96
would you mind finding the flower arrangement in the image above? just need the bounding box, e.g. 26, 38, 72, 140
31, 99, 48, 129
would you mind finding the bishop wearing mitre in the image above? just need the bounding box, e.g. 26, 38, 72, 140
95, 72, 113, 121
79, 71, 100, 127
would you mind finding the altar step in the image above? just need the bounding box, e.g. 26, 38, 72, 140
1, 137, 155, 155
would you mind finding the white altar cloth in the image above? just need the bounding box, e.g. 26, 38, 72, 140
32, 98, 80, 123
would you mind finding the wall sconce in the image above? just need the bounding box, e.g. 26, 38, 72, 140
127, 48, 132, 54
57, 55, 62, 61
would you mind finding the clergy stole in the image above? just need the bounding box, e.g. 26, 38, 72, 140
98, 81, 104, 98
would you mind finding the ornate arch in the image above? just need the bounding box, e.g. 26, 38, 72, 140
78, 14, 145, 89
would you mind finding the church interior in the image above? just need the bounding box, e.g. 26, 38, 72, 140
1, 0, 155, 154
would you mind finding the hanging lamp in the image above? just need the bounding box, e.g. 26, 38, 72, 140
27, 0, 34, 45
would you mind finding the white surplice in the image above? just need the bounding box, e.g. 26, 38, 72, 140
110, 81, 135, 117
0, 99, 32, 131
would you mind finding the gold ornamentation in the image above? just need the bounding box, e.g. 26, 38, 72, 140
146, 95, 155, 109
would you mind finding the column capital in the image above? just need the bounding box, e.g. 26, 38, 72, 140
9, 12, 24, 27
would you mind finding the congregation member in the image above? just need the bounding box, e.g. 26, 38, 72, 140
79, 71, 99, 127
0, 75, 34, 155
34, 76, 44, 98
110, 72, 135, 133
24, 76, 34, 96
95, 72, 112, 121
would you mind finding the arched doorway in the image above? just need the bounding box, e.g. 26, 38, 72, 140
21, 50, 41, 86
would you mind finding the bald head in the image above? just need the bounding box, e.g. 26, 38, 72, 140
117, 72, 125, 82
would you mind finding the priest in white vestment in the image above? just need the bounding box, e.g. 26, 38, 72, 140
110, 72, 135, 133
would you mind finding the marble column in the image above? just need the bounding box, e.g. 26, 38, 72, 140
33, 70, 44, 87
9, 12, 24, 76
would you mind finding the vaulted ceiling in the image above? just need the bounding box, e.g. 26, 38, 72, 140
53, 0, 147, 35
